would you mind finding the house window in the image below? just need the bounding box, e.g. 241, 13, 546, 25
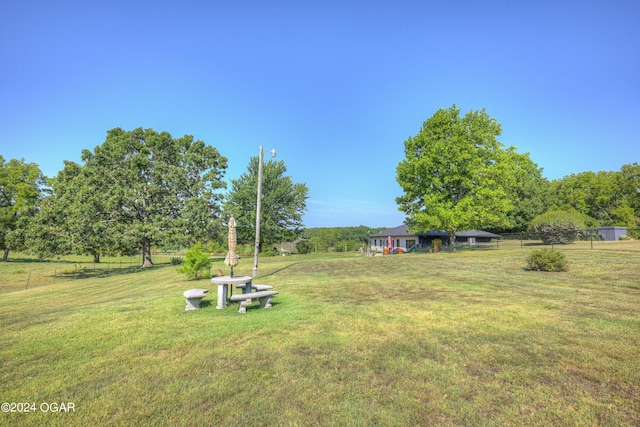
406, 239, 416, 248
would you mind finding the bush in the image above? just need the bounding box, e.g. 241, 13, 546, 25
526, 249, 568, 272
296, 240, 312, 254
260, 248, 278, 257
171, 257, 183, 265
177, 243, 211, 279
529, 210, 585, 245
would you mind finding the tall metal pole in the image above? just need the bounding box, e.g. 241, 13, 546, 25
253, 146, 264, 278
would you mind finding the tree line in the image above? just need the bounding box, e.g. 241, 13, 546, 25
1, 128, 308, 264
298, 226, 386, 253
2, 113, 638, 263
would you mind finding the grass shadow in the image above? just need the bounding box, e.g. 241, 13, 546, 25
257, 262, 301, 278
70, 262, 173, 280
199, 299, 214, 309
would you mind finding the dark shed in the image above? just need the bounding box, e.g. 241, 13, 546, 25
597, 226, 627, 241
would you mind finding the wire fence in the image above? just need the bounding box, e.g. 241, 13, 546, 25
0, 255, 180, 293
500, 228, 638, 248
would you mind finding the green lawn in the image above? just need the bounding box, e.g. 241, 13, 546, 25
1, 243, 639, 426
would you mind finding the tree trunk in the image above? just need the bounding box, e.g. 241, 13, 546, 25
93, 253, 101, 263
2, 248, 9, 261
141, 239, 153, 268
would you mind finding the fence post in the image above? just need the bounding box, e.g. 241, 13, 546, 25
25, 270, 32, 289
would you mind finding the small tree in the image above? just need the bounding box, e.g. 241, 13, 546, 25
529, 210, 585, 245
223, 158, 308, 251
177, 243, 211, 279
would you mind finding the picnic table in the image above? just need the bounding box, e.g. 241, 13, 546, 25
210, 275, 252, 309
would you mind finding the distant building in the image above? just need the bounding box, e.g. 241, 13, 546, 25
369, 225, 501, 251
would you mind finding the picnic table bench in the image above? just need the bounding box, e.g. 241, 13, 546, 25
183, 288, 209, 310
229, 290, 278, 313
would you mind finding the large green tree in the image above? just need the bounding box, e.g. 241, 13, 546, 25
223, 157, 308, 251
0, 156, 46, 260
396, 105, 517, 244
70, 127, 227, 267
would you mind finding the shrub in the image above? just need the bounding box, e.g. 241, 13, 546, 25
526, 249, 568, 272
177, 243, 211, 279
171, 257, 183, 265
529, 210, 585, 245
619, 234, 631, 241
260, 248, 278, 257
296, 240, 312, 254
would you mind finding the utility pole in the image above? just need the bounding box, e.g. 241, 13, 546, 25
253, 146, 276, 278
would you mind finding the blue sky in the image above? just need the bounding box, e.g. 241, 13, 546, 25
1, 0, 638, 228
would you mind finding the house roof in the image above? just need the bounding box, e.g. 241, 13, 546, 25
370, 225, 502, 238
370, 225, 448, 238
370, 224, 414, 237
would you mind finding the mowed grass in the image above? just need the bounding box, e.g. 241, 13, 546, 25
1, 243, 639, 426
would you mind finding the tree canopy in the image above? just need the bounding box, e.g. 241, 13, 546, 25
548, 168, 638, 229
27, 128, 228, 266
223, 157, 308, 250
396, 105, 517, 242
500, 149, 549, 233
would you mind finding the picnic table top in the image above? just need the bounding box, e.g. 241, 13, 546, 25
210, 275, 252, 285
